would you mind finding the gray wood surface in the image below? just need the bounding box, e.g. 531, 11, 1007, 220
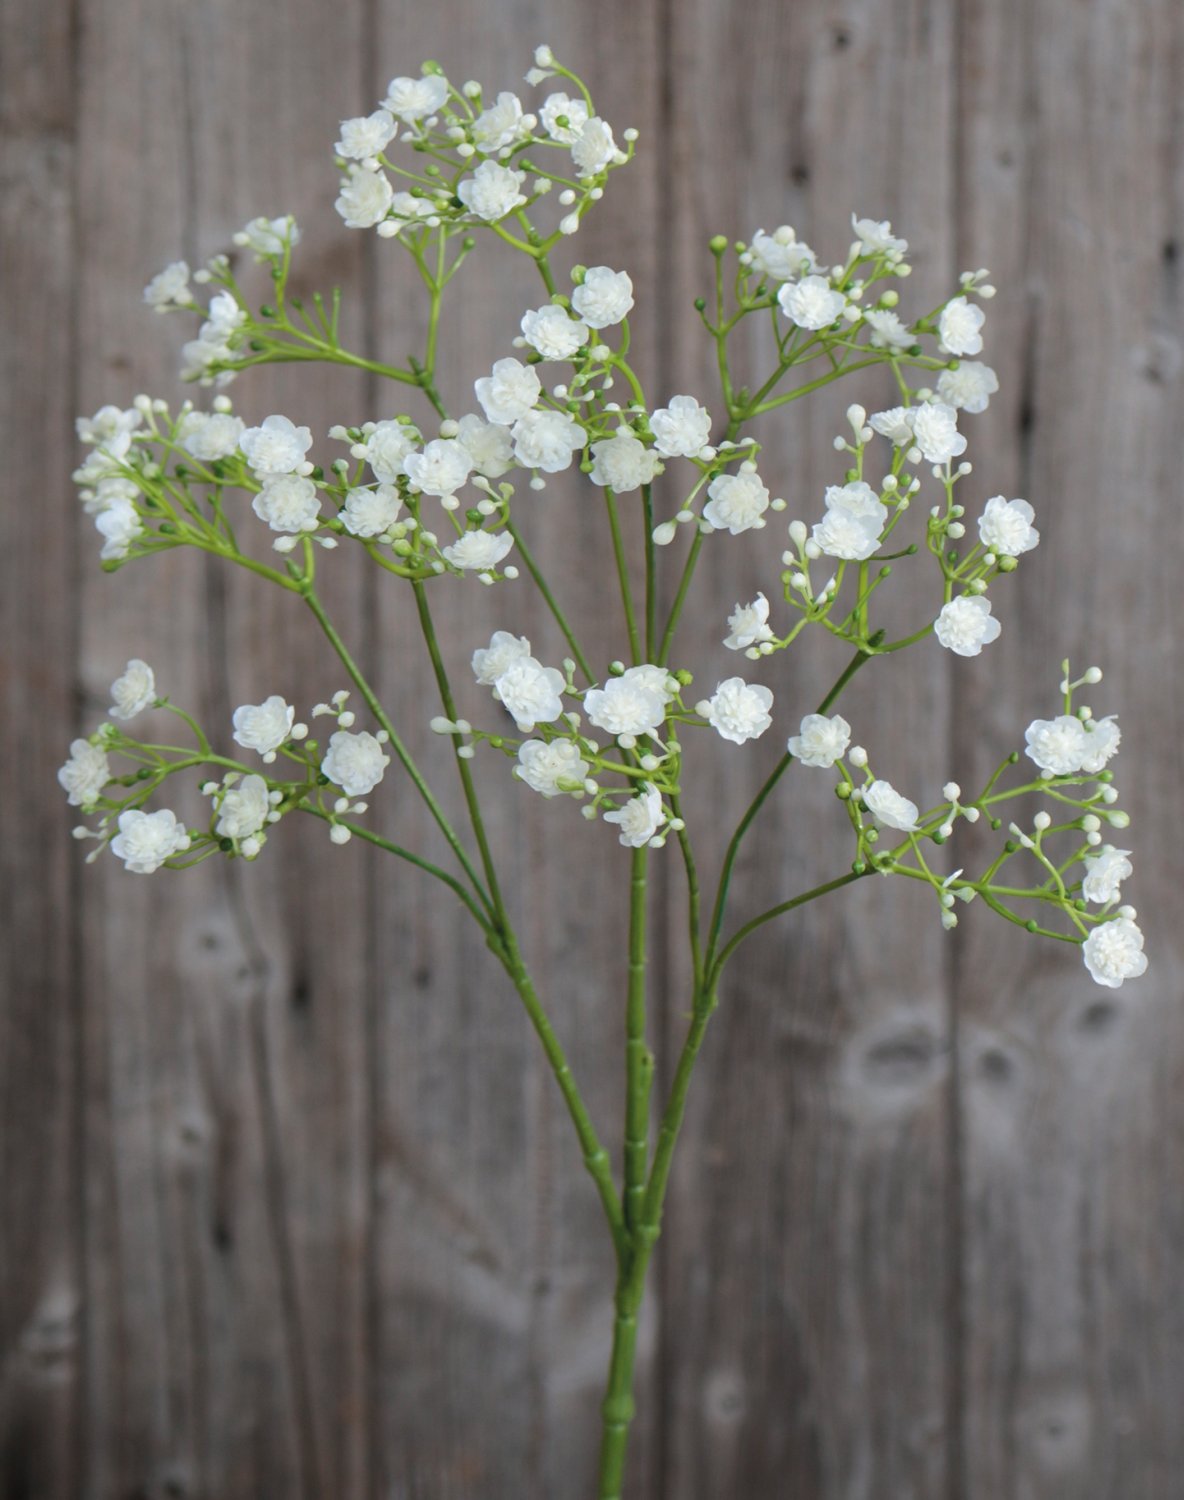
2, 0, 1181, 1496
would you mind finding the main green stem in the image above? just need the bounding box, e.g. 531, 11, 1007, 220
623, 849, 652, 1234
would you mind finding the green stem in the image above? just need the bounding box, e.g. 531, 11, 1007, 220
709, 870, 867, 982
641, 483, 656, 661
504, 516, 595, 680
623, 849, 652, 1236
604, 488, 642, 664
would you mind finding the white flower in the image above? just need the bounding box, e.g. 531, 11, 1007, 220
79, 474, 139, 517
473, 91, 526, 149
359, 419, 420, 482
475, 358, 542, 423
869, 406, 916, 445
1082, 846, 1133, 905
911, 402, 967, 464
650, 395, 711, 457
252, 475, 321, 533
539, 92, 589, 143
571, 116, 619, 177
511, 409, 585, 472
852, 215, 908, 259
703, 678, 773, 744
76, 405, 142, 449
441, 529, 514, 571
389, 191, 436, 227
862, 308, 913, 350
457, 161, 526, 222
335, 109, 398, 160
177, 411, 245, 461
233, 696, 295, 757
571, 267, 634, 328
826, 480, 887, 524
239, 414, 313, 476
382, 73, 450, 122
724, 592, 774, 651
589, 433, 661, 492
493, 657, 566, 731
109, 659, 156, 720
95, 496, 142, 559
403, 437, 472, 498
335, 167, 394, 228
1082, 917, 1147, 988
584, 674, 667, 739
1024, 715, 1089, 776
864, 779, 920, 832
778, 275, 846, 330
937, 361, 999, 414
215, 775, 271, 840
977, 496, 1038, 556
933, 595, 1002, 657
812, 508, 883, 561
341, 484, 402, 537
204, 291, 246, 339
604, 785, 665, 848
1079, 716, 1121, 773
473, 630, 532, 685
788, 713, 851, 768
703, 470, 770, 534
110, 808, 191, 873
322, 730, 390, 796
619, 664, 678, 703
143, 260, 191, 309
749, 227, 817, 281
180, 335, 235, 384
58, 739, 111, 806
235, 215, 301, 259
939, 295, 986, 356
520, 303, 589, 360
455, 414, 514, 479
515, 739, 590, 797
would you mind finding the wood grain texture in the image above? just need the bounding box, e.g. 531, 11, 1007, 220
2, 0, 1182, 1496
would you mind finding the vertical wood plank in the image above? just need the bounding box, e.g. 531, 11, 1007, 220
955, 2, 1184, 1495
659, 1, 960, 1494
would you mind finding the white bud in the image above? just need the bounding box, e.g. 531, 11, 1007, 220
329, 824, 352, 845
1033, 810, 1051, 831
848, 746, 868, 768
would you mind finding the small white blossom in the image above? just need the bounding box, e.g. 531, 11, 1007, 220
235, 215, 301, 259
571, 267, 634, 328
441, 529, 514, 570
473, 91, 527, 149
749, 227, 816, 281
76, 405, 142, 449
515, 739, 590, 797
239, 415, 313, 476
335, 167, 394, 228
403, 438, 473, 498
826, 481, 886, 524
177, 410, 245, 461
233, 696, 295, 757
703, 678, 773, 745
1082, 917, 1147, 988
869, 406, 916, 445
322, 730, 390, 796
650, 395, 711, 458
778, 275, 845, 330
341, 484, 402, 537
511, 409, 585, 472
382, 73, 450, 123
215, 775, 271, 840
110, 808, 191, 873
934, 595, 1002, 657
589, 433, 661, 492
812, 508, 883, 561
335, 109, 398, 160
1024, 715, 1089, 776
703, 470, 770, 534
359, 419, 420, 482
862, 308, 913, 350
1082, 846, 1133, 905
852, 215, 908, 259
1079, 716, 1121, 773
865, 779, 920, 832
571, 116, 619, 177
937, 361, 999, 414
788, 713, 851, 768
494, 657, 566, 731
58, 739, 111, 807
252, 475, 320, 533
539, 92, 589, 143
520, 303, 589, 360
455, 414, 514, 478
458, 161, 526, 221
95, 497, 142, 559
143, 261, 191, 310
724, 592, 773, 651
204, 291, 247, 339
79, 474, 138, 517
388, 191, 436, 228
911, 402, 967, 464
584, 673, 668, 739
938, 295, 986, 356
978, 496, 1038, 556
109, 659, 156, 720
473, 630, 532, 685
475, 358, 542, 423
604, 785, 665, 847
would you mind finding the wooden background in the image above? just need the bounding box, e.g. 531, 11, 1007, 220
3, 0, 1183, 1495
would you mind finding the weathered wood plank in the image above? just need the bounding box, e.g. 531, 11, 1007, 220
954, 1, 1184, 1495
